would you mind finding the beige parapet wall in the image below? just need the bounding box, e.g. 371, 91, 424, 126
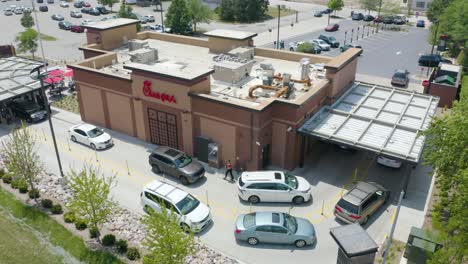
139, 31, 210, 48
254, 47, 333, 64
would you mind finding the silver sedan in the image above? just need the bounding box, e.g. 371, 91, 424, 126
234, 212, 316, 248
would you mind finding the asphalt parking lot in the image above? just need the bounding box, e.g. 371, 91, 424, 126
0, 108, 433, 264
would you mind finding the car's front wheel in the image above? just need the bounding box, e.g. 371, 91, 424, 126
293, 196, 305, 204
247, 237, 259, 246
180, 223, 191, 233
295, 239, 307, 248
180, 176, 189, 185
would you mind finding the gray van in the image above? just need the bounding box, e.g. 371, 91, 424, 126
334, 182, 390, 225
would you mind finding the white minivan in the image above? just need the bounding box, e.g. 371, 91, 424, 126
141, 180, 212, 232
237, 171, 312, 204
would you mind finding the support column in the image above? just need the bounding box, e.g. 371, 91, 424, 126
401, 163, 414, 199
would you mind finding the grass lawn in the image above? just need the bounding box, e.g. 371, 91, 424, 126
52, 94, 80, 114
40, 33, 57, 41
0, 188, 122, 264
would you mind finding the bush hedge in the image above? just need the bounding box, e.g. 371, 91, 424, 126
89, 227, 100, 238
28, 189, 40, 199
75, 219, 87, 230
51, 204, 63, 214
41, 199, 53, 209
0, 168, 5, 178
115, 239, 128, 254
63, 212, 75, 223
2, 174, 12, 184
18, 183, 28, 193
102, 234, 116, 246
126, 247, 140, 261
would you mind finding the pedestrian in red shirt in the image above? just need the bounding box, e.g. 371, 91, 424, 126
224, 160, 234, 182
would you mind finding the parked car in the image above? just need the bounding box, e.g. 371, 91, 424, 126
96, 6, 109, 14
383, 16, 394, 24
58, 21, 73, 30
340, 43, 362, 53
141, 180, 212, 232
51, 14, 64, 20
82, 1, 90, 7
4, 9, 13, 15
377, 156, 402, 168
138, 15, 149, 24
70, 10, 82, 18
313, 10, 322, 17
68, 123, 113, 150
8, 100, 47, 123
234, 212, 316, 248
351, 12, 364, 20
39, 5, 48, 11
88, 7, 100, 16
13, 7, 23, 14
143, 24, 163, 32
148, 146, 205, 185
70, 24, 84, 32
393, 15, 406, 25
59, 1, 68, 7
318, 34, 339, 48
47, 0, 54, 4
37, 0, 44, 3
322, 8, 332, 14
363, 14, 374, 21
374, 16, 383, 23
418, 54, 442, 67
416, 20, 425, 28
391, 69, 409, 86
312, 39, 331, 51
325, 23, 339, 32
288, 41, 321, 54
73, 0, 83, 8
334, 181, 390, 225
237, 171, 312, 204
23, 6, 32, 12
143, 15, 155, 22
81, 7, 91, 14
80, 18, 93, 25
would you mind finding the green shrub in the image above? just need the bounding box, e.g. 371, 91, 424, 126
51, 204, 63, 214
18, 184, 28, 193
0, 168, 5, 178
28, 189, 40, 199
75, 219, 87, 230
41, 199, 53, 209
102, 234, 116, 246
126, 247, 140, 261
116, 239, 128, 254
2, 174, 12, 184
89, 227, 100, 238
63, 212, 75, 223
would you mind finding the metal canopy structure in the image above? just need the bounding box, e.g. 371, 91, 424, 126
298, 82, 439, 164
0, 57, 44, 103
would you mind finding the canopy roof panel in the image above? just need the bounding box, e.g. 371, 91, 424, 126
298, 82, 439, 164
0, 57, 44, 102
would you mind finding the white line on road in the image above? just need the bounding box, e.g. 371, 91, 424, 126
396, 51, 402, 55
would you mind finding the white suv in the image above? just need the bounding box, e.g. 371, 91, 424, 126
237, 171, 312, 204
140, 180, 212, 232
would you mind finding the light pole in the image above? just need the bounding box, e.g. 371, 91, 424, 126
382, 191, 405, 264
276, 5, 281, 49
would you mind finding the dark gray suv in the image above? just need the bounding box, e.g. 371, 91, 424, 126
318, 35, 340, 48
148, 146, 205, 185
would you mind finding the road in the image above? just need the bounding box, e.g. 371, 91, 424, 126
0, 108, 433, 264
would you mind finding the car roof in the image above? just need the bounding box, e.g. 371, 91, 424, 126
74, 123, 97, 132
144, 180, 187, 203
241, 171, 284, 182
394, 69, 407, 74
343, 182, 380, 205
153, 146, 183, 158
254, 211, 285, 226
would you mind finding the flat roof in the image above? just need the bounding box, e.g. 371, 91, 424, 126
83, 18, 139, 30
204, 29, 257, 40
440, 63, 461, 73
298, 82, 440, 164
330, 224, 378, 257
0, 57, 44, 102
124, 61, 214, 81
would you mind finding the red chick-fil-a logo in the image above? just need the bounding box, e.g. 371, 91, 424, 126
142, 80, 177, 104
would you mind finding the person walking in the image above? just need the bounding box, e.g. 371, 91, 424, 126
224, 160, 234, 182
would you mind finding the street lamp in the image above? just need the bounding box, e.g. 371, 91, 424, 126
276, 5, 281, 49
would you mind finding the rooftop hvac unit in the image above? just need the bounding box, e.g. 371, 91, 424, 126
128, 39, 149, 51
228, 47, 255, 60
212, 60, 255, 83
300, 58, 310, 80
282, 73, 291, 87
129, 48, 158, 64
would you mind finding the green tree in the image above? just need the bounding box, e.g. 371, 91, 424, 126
426, 0, 454, 23
327, 0, 344, 24
141, 200, 196, 264
98, 0, 118, 12
67, 164, 117, 240
297, 42, 317, 54
381, 1, 400, 16
435, 0, 468, 59
422, 77, 468, 264
187, 0, 212, 32
15, 28, 38, 59
219, 0, 235, 21
1, 123, 44, 203
20, 11, 34, 28
360, 0, 379, 14
165, 0, 192, 34
118, 0, 141, 31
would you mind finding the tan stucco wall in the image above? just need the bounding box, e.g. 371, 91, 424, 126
255, 47, 333, 64
145, 32, 209, 48
99, 25, 138, 51
326, 58, 357, 100
79, 85, 106, 127
208, 37, 250, 54
200, 117, 236, 163
181, 112, 194, 155
106, 92, 134, 136
132, 99, 147, 140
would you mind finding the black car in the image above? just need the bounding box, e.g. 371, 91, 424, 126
383, 16, 394, 24
393, 16, 406, 25
8, 100, 47, 123
58, 21, 73, 30
37, 0, 43, 3
363, 14, 374, 21
322, 8, 332, 14
96, 6, 109, 14
318, 34, 340, 48
418, 54, 444, 67
39, 5, 48, 11
352, 13, 364, 20
88, 7, 100, 16
73, 1, 83, 8
81, 7, 91, 14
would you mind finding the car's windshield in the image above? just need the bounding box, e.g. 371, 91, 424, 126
337, 198, 359, 214
174, 153, 192, 168
329, 36, 336, 41
284, 173, 298, 189
175, 194, 200, 215
394, 72, 407, 78
283, 213, 298, 233
87, 128, 104, 138
243, 213, 255, 228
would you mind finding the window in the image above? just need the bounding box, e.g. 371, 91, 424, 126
416, 1, 425, 8
243, 213, 256, 228
337, 198, 359, 214
145, 192, 159, 202
174, 154, 192, 168
270, 226, 288, 234
247, 183, 275, 190
175, 194, 200, 215
255, 226, 272, 232
87, 127, 103, 138
284, 173, 298, 189
274, 183, 291, 191
75, 129, 87, 137
158, 156, 173, 165
162, 199, 178, 213
362, 193, 379, 210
